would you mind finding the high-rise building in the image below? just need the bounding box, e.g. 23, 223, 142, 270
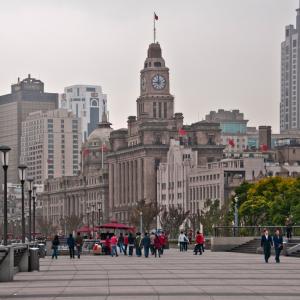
280, 4, 300, 132
60, 85, 107, 141
20, 109, 82, 184
0, 75, 58, 184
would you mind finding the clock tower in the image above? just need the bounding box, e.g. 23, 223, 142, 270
137, 42, 174, 120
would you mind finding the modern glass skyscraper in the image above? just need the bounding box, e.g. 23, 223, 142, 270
280, 4, 300, 133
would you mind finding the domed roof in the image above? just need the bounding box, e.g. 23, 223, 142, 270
87, 112, 113, 146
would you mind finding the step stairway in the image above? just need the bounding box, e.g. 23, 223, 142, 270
228, 239, 261, 254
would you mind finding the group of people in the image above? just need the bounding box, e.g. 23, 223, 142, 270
178, 231, 205, 255
103, 231, 167, 258
51, 232, 84, 259
261, 229, 283, 263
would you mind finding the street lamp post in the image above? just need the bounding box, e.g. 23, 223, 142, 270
0, 145, 11, 246
27, 178, 34, 242
234, 196, 239, 237
18, 165, 27, 243
32, 186, 37, 241
91, 204, 95, 239
140, 211, 143, 234
97, 202, 102, 226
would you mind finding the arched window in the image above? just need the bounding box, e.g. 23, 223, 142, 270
90, 99, 98, 107
154, 61, 161, 67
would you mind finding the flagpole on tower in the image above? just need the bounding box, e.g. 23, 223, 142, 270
153, 12, 156, 43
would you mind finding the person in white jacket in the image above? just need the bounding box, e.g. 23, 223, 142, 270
178, 231, 186, 252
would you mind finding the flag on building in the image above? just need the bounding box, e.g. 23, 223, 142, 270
260, 144, 268, 152
228, 139, 235, 147
178, 128, 187, 136
154, 12, 158, 20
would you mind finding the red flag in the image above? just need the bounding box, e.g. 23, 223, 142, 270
179, 128, 187, 136
228, 139, 235, 147
83, 148, 90, 157
260, 144, 268, 152
101, 144, 108, 152
154, 13, 158, 20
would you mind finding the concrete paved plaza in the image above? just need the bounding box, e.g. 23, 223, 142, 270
0, 249, 300, 300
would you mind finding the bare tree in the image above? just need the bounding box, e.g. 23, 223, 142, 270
159, 205, 190, 238
129, 199, 160, 232
64, 214, 83, 233
36, 217, 57, 238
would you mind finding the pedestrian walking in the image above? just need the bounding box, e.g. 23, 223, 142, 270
118, 232, 125, 254
178, 231, 186, 252
124, 233, 128, 255
75, 232, 83, 259
128, 232, 135, 256
159, 231, 166, 255
154, 234, 162, 258
285, 217, 293, 240
67, 233, 75, 259
141, 232, 151, 258
150, 232, 156, 255
183, 232, 189, 251
104, 235, 111, 255
135, 232, 142, 257
261, 229, 273, 263
194, 231, 204, 255
273, 229, 283, 263
110, 233, 118, 257
51, 234, 60, 259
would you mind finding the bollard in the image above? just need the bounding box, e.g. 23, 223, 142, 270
29, 248, 40, 272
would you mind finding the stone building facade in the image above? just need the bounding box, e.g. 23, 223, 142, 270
106, 42, 224, 223
40, 115, 112, 228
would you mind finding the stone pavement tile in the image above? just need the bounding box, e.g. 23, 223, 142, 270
109, 285, 155, 295
55, 297, 106, 300
212, 297, 266, 300
159, 297, 213, 300
62, 286, 109, 295
152, 285, 202, 295
0, 288, 22, 296
246, 285, 296, 294
108, 279, 149, 286
264, 297, 300, 300
200, 285, 253, 295
67, 279, 108, 287
14, 286, 65, 296
107, 296, 159, 300
25, 281, 70, 287
2, 298, 55, 300
146, 279, 188, 286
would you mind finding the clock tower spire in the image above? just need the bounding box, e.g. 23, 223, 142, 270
137, 42, 174, 120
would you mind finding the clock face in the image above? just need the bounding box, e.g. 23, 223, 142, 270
152, 74, 166, 90
141, 77, 146, 91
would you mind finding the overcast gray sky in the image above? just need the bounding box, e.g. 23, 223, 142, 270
0, 0, 298, 133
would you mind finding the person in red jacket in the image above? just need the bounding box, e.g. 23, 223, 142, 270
159, 232, 166, 255
110, 233, 118, 257
154, 234, 162, 258
194, 231, 205, 255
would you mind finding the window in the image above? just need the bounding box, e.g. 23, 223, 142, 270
86, 87, 96, 92
153, 102, 157, 118
293, 40, 297, 47
164, 102, 167, 118
158, 102, 162, 118
154, 62, 161, 67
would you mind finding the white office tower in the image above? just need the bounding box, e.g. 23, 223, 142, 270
60, 85, 107, 141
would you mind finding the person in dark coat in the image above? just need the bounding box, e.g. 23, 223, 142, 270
51, 235, 60, 259
273, 229, 283, 263
118, 233, 125, 254
141, 232, 151, 258
67, 233, 75, 259
285, 217, 293, 240
261, 229, 273, 263
128, 233, 135, 256
135, 232, 142, 257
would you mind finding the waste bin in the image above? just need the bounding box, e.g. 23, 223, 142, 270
38, 244, 46, 258
29, 248, 40, 272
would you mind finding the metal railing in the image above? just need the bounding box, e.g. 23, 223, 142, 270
213, 226, 300, 237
